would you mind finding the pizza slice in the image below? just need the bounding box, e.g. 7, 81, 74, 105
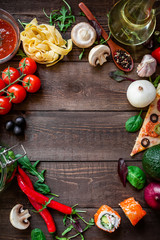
131, 84, 160, 156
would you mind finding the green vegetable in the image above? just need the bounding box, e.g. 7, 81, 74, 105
150, 75, 160, 88
62, 225, 74, 236
94, 34, 111, 45
18, 19, 29, 29
142, 145, 160, 180
31, 228, 46, 240
154, 123, 160, 135
16, 154, 45, 183
32, 197, 54, 213
34, 181, 51, 194
125, 110, 143, 132
109, 70, 135, 82
43, 0, 75, 32
79, 48, 85, 60
16, 49, 27, 58
79, 11, 85, 16
34, 181, 59, 197
127, 166, 146, 190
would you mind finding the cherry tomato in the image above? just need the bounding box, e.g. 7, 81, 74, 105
19, 58, 37, 75
0, 78, 6, 96
7, 84, 26, 104
2, 67, 20, 85
22, 75, 41, 93
152, 47, 160, 64
0, 96, 12, 115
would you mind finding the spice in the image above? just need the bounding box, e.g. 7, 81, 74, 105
114, 50, 132, 70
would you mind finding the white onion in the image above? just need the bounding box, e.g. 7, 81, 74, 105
127, 80, 156, 108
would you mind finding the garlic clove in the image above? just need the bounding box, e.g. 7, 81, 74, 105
137, 54, 157, 77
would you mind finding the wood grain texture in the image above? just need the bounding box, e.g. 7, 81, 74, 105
0, 161, 159, 239
0, 0, 160, 239
1, 62, 158, 111
0, 207, 160, 240
0, 161, 147, 209
0, 111, 144, 161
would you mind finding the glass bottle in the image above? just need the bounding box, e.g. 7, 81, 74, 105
108, 0, 158, 45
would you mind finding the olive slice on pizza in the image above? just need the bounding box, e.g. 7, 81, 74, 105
131, 84, 160, 156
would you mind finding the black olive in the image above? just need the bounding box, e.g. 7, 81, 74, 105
141, 138, 150, 147
15, 116, 26, 128
6, 121, 14, 131
150, 114, 158, 123
13, 126, 24, 136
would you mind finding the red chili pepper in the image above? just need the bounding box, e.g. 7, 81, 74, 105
17, 173, 72, 215
18, 166, 56, 233
152, 47, 160, 64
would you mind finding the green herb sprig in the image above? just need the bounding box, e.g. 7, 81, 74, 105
16, 154, 45, 183
56, 205, 94, 240
43, 0, 75, 32
79, 49, 85, 60
32, 197, 54, 213
16, 49, 27, 58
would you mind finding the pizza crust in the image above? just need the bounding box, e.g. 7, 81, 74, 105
131, 84, 160, 156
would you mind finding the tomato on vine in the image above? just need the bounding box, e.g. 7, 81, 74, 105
2, 67, 20, 85
0, 79, 6, 96
7, 84, 27, 104
22, 75, 41, 93
0, 96, 12, 115
19, 58, 37, 75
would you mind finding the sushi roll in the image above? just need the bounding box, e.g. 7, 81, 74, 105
119, 197, 146, 226
94, 205, 121, 233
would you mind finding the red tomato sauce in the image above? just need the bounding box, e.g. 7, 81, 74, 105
0, 18, 17, 59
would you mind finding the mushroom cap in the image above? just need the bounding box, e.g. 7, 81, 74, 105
10, 204, 31, 230
88, 44, 110, 66
71, 22, 97, 48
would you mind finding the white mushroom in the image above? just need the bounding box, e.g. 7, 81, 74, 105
10, 204, 31, 230
71, 22, 96, 48
88, 45, 110, 66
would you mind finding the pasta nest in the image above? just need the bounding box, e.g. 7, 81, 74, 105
20, 18, 72, 67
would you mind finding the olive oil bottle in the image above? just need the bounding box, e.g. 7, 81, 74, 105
108, 0, 157, 45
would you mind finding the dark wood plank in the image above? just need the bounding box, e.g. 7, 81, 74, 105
0, 161, 149, 209
0, 207, 159, 240
0, 111, 144, 161
0, 62, 150, 111
1, 0, 116, 15
0, 161, 159, 239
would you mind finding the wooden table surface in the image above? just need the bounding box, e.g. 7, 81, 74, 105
0, 0, 160, 239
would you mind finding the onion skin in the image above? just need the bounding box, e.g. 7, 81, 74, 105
144, 182, 160, 210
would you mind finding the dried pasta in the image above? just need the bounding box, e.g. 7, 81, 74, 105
20, 18, 72, 67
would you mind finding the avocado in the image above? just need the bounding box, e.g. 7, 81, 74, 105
142, 144, 160, 181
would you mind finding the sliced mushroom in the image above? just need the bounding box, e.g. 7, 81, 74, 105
71, 22, 96, 48
10, 204, 31, 230
88, 45, 110, 66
